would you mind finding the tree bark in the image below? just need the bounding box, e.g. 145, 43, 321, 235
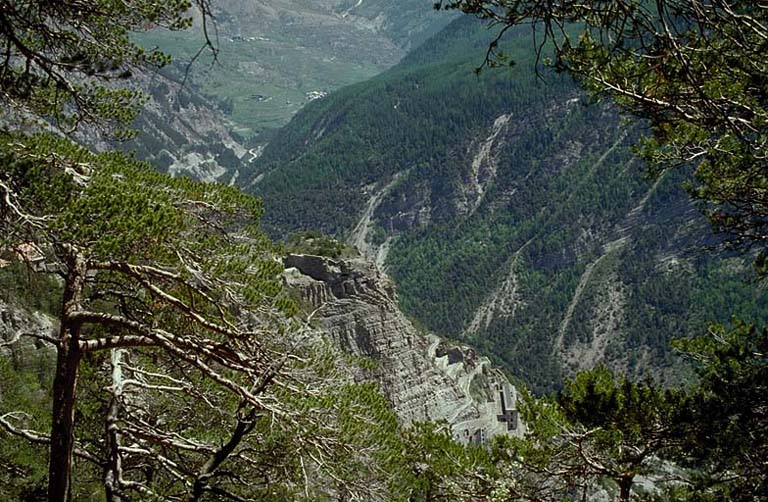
618, 474, 633, 502
104, 349, 125, 502
191, 406, 256, 501
48, 324, 82, 502
48, 252, 87, 502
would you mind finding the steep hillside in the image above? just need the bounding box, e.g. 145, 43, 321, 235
106, 1, 454, 181
82, 2, 455, 184
282, 252, 523, 443
80, 68, 251, 184
344, 0, 457, 51
250, 18, 768, 393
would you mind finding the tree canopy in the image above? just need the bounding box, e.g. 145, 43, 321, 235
0, 2, 403, 501
0, 0, 217, 134
0, 128, 405, 501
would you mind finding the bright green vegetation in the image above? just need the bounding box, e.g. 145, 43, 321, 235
285, 231, 359, 259
251, 17, 768, 393
0, 353, 54, 501
0, 131, 413, 500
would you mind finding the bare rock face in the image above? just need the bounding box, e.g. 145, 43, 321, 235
62, 68, 248, 186
0, 298, 57, 357
0, 298, 57, 405
283, 253, 524, 444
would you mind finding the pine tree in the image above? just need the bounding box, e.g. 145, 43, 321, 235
0, 2, 403, 500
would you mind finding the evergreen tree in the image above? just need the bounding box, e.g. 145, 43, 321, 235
0, 2, 404, 501
671, 323, 768, 501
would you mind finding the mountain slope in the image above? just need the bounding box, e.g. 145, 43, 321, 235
250, 17, 768, 393
87, 2, 455, 184
67, 68, 251, 184
136, 0, 456, 135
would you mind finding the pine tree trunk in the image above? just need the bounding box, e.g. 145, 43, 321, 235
618, 474, 633, 502
104, 350, 124, 502
48, 329, 81, 502
48, 251, 87, 502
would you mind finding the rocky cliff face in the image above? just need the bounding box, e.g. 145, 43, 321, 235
0, 253, 520, 445
251, 18, 768, 393
0, 299, 57, 356
130, 72, 249, 184
0, 297, 57, 407
283, 253, 522, 444
76, 70, 251, 184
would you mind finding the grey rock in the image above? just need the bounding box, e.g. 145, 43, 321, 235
0, 297, 57, 403
0, 298, 57, 357
283, 253, 524, 443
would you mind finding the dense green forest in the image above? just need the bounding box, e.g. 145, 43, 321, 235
251, 17, 768, 393
2, 1, 767, 500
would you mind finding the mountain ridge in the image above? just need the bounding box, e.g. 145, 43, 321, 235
250, 17, 768, 393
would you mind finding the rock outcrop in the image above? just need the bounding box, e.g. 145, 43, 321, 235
0, 298, 57, 405
0, 299, 57, 357
283, 253, 523, 444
